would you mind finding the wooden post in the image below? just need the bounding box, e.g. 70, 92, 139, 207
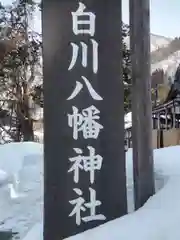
42, 0, 127, 239
129, 0, 155, 210
165, 109, 168, 129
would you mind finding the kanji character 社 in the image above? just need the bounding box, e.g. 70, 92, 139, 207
69, 187, 106, 225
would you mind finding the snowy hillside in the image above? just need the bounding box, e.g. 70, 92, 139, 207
152, 50, 180, 83
150, 34, 172, 52
150, 36, 180, 80
125, 33, 172, 53
125, 33, 180, 80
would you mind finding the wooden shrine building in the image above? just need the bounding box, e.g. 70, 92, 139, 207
125, 64, 180, 149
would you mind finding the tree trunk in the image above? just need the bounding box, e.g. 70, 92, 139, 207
22, 118, 34, 141
16, 90, 34, 142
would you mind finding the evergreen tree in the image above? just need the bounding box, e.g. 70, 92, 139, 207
122, 23, 131, 113
0, 0, 42, 142
0, 1, 131, 143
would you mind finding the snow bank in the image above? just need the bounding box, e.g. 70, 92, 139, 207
0, 142, 43, 239
0, 142, 43, 174
67, 146, 180, 240
22, 222, 43, 240
0, 169, 9, 184
0, 142, 180, 240
67, 176, 180, 240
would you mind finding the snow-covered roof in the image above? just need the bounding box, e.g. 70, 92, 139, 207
125, 112, 132, 129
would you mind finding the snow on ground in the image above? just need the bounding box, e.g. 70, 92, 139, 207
0, 142, 43, 239
67, 175, 180, 240
68, 147, 180, 240
0, 143, 180, 239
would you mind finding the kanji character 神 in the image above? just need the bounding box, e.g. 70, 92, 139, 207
68, 146, 103, 184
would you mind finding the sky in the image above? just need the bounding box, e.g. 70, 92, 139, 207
122, 0, 180, 38
1, 0, 180, 38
